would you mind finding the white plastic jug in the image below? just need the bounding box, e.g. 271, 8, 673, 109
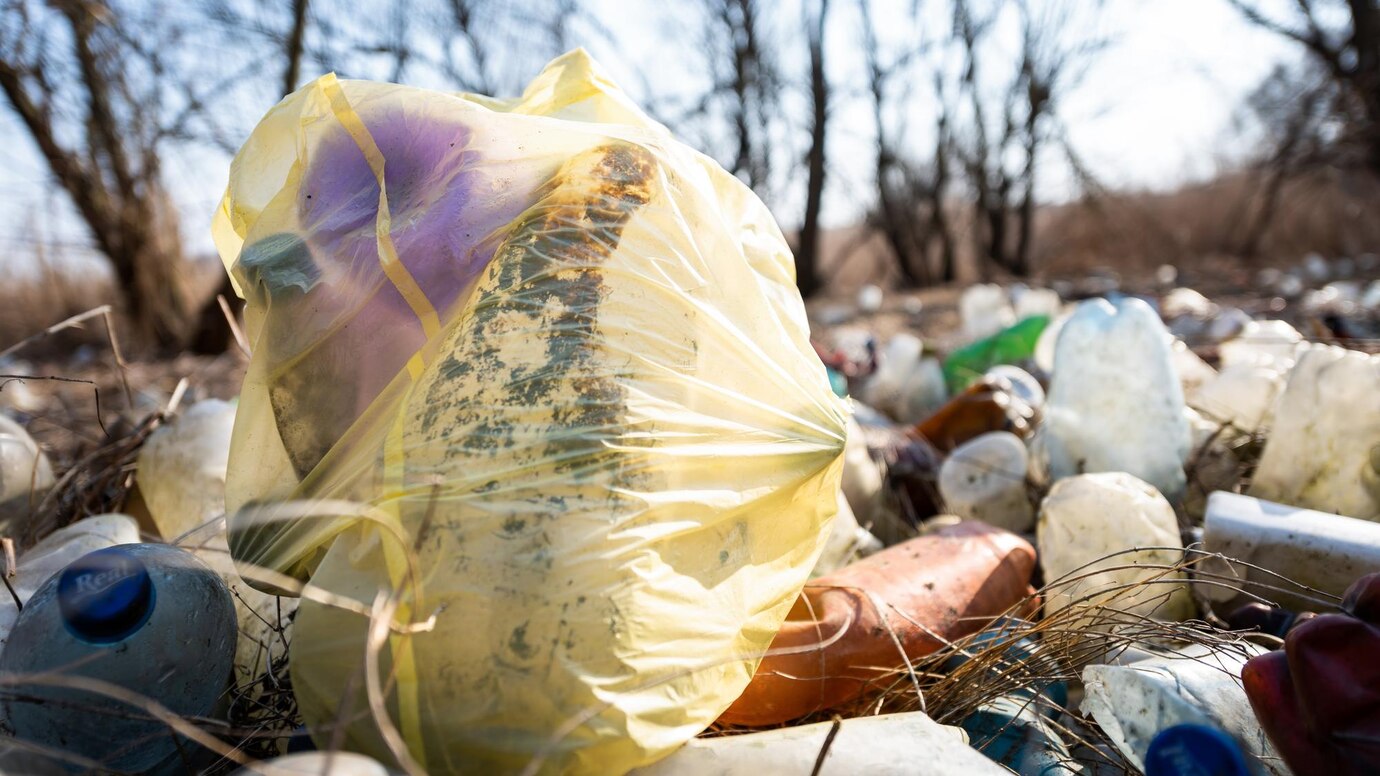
1037, 298, 1190, 499
1248, 345, 1380, 520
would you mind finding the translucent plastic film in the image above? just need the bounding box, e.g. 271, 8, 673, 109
213, 51, 848, 774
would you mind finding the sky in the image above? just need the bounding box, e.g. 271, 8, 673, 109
0, 0, 1303, 277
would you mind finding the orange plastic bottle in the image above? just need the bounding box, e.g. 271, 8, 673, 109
718, 521, 1036, 727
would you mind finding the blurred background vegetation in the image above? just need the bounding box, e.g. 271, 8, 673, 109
1, 0, 1377, 353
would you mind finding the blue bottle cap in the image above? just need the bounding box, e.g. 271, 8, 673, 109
56, 546, 154, 644
1146, 724, 1251, 776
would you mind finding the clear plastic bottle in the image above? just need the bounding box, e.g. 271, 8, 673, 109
0, 543, 237, 774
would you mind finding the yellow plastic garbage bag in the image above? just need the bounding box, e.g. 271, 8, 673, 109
213, 50, 847, 774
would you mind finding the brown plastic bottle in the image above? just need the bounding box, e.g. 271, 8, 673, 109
912, 376, 1037, 454
718, 520, 1036, 727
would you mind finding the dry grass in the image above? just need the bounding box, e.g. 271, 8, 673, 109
815, 167, 1380, 294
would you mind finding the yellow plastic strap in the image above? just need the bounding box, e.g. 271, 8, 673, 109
320, 75, 442, 342
320, 74, 430, 766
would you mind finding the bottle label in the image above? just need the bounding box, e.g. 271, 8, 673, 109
66, 558, 140, 605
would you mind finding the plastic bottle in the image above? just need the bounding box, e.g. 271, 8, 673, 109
718, 521, 1035, 726
861, 334, 947, 424
1081, 646, 1285, 776
1248, 345, 1380, 520
984, 365, 1045, 411
1203, 491, 1380, 613
1218, 321, 1304, 371
1188, 364, 1284, 434
1037, 297, 1190, 500
136, 399, 295, 690
235, 752, 396, 776
0, 414, 54, 531
914, 373, 1038, 454
1013, 287, 1061, 321
942, 315, 1049, 393
946, 621, 1073, 775
813, 490, 883, 576
1242, 573, 1380, 776
1171, 340, 1217, 399
938, 432, 1034, 533
1037, 473, 1193, 621
0, 543, 237, 774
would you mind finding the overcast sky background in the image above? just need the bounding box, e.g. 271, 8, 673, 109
0, 0, 1300, 276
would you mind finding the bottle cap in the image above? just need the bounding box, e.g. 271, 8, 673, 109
1146, 724, 1251, 776
57, 546, 154, 644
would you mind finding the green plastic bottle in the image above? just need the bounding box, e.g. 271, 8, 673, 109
943, 315, 1050, 393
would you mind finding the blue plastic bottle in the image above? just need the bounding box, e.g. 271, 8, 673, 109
0, 543, 236, 773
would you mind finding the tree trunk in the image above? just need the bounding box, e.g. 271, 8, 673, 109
795, 0, 828, 298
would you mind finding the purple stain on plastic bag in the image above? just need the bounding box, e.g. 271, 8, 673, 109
254, 104, 531, 478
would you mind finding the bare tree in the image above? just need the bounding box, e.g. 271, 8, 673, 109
701, 0, 779, 192
0, 0, 223, 351
859, 0, 934, 286
1228, 0, 1380, 174
795, 0, 829, 297
951, 0, 1103, 277
1235, 62, 1336, 258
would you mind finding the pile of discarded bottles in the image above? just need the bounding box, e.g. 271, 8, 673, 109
2, 269, 1377, 774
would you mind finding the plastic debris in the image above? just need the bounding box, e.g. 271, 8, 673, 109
1162, 288, 1215, 320
217, 51, 848, 773
0, 414, 54, 531
1243, 573, 1380, 776
1218, 321, 1304, 371
1205, 307, 1253, 343
1037, 473, 1193, 621
1081, 646, 1285, 776
960, 284, 1017, 342
1013, 287, 1062, 321
235, 753, 396, 776
719, 521, 1035, 726
136, 399, 238, 538
947, 621, 1073, 775
0, 513, 139, 652
841, 415, 889, 533
1248, 344, 1380, 519
984, 365, 1045, 411
0, 544, 237, 774
942, 315, 1049, 393
136, 399, 294, 689
861, 334, 948, 423
1144, 724, 1252, 776
915, 372, 1038, 453
1188, 363, 1284, 434
1203, 491, 1380, 612
857, 284, 884, 313
1037, 297, 1190, 499
632, 712, 1007, 775
1181, 408, 1246, 522
814, 490, 883, 576
938, 431, 1034, 533
1170, 340, 1218, 398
